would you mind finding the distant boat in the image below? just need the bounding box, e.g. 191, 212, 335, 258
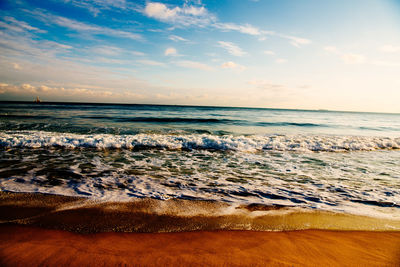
34, 96, 41, 103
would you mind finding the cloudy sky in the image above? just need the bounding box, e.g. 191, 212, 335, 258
1, 0, 400, 112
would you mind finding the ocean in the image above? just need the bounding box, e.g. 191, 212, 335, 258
1, 102, 399, 231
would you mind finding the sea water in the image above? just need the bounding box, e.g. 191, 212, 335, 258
0, 102, 399, 223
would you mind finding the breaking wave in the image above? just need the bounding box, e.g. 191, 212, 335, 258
1, 131, 399, 152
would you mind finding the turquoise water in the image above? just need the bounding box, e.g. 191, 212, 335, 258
0, 102, 399, 219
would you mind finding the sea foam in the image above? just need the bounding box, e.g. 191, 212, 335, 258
0, 131, 399, 152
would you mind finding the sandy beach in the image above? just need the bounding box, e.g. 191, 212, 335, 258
1, 191, 399, 266
1, 191, 400, 233
1, 225, 399, 266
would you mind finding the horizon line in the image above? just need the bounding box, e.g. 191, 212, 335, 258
1, 100, 399, 115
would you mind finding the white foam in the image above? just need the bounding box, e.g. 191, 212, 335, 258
1, 131, 399, 152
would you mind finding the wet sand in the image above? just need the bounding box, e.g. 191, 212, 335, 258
0, 225, 399, 266
1, 191, 399, 266
2, 191, 400, 233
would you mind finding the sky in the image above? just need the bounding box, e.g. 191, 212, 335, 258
0, 0, 400, 112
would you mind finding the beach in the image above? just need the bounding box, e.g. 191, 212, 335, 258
1, 226, 399, 266
1, 191, 400, 266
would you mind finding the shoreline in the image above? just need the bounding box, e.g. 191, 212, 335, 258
1, 225, 399, 266
1, 192, 400, 265
1, 191, 400, 232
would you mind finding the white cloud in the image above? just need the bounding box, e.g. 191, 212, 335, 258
276, 58, 287, 64
12, 63, 22, 70
143, 2, 214, 27
0, 73, 155, 102
91, 57, 127, 64
325, 46, 400, 67
175, 60, 213, 71
59, 0, 134, 16
221, 61, 246, 71
218, 41, 246, 57
217, 23, 306, 45
92, 45, 122, 56
169, 35, 189, 42
47, 41, 73, 50
263, 50, 275, 56
0, 83, 117, 99
183, 5, 207, 16
145, 2, 180, 20
142, 2, 311, 46
59, 16, 142, 40
164, 47, 178, 56
143, 1, 307, 44
221, 61, 237, 68
1, 16, 46, 33
279, 34, 311, 47
137, 59, 166, 66
341, 54, 365, 64
30, 10, 143, 40
131, 51, 146, 56
324, 46, 366, 64
0, 32, 72, 58
214, 23, 267, 36
379, 45, 400, 53
0, 45, 169, 103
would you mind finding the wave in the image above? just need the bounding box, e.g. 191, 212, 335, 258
256, 122, 324, 127
1, 131, 399, 152
2, 113, 331, 128
81, 116, 327, 127
0, 114, 53, 119
82, 116, 238, 124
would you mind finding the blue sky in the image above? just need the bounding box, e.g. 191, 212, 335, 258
1, 0, 400, 112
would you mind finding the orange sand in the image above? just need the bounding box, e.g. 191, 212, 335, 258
0, 225, 399, 266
